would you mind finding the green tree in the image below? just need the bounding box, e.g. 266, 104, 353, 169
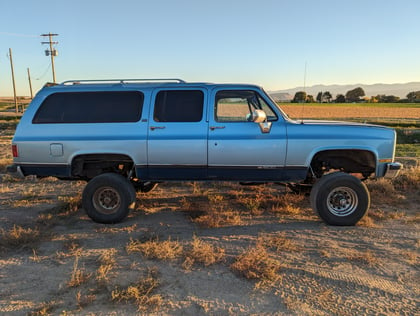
335, 94, 346, 103
407, 91, 420, 102
292, 91, 307, 103
316, 91, 322, 103
377, 95, 400, 103
345, 87, 365, 102
306, 95, 315, 103
322, 91, 332, 103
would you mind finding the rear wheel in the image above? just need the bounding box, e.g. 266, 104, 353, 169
310, 172, 370, 226
82, 173, 136, 223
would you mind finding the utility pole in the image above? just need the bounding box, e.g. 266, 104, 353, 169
8, 48, 18, 114
41, 33, 58, 83
27, 68, 33, 100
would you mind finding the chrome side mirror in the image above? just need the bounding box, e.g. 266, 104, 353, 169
251, 110, 272, 133
251, 109, 266, 123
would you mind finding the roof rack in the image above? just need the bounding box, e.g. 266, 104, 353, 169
60, 78, 186, 85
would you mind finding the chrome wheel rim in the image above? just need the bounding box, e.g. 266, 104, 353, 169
326, 186, 358, 216
93, 187, 121, 214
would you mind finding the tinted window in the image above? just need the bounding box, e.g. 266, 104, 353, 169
154, 90, 204, 122
33, 91, 144, 123
215, 90, 277, 122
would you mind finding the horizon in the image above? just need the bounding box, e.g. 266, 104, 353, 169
1, 81, 419, 99
1, 0, 419, 96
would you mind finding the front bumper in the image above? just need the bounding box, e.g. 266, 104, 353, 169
384, 162, 403, 179
6, 164, 25, 178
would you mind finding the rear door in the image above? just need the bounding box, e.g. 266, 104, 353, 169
146, 88, 208, 179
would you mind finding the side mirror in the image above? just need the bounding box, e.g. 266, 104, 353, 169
251, 109, 267, 123
251, 110, 272, 133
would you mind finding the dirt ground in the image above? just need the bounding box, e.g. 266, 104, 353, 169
0, 128, 419, 315
0, 171, 419, 315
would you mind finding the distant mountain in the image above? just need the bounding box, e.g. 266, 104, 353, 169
268, 82, 420, 100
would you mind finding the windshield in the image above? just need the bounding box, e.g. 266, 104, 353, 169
262, 88, 291, 120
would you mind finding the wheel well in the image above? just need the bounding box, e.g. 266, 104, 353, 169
71, 154, 134, 180
310, 150, 376, 179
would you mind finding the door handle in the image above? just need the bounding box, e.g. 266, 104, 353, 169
210, 126, 225, 131
150, 126, 166, 131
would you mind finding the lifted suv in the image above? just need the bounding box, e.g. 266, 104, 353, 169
8, 79, 402, 225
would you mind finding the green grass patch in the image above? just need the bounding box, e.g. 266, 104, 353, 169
396, 144, 420, 157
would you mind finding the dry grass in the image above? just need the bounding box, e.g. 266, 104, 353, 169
346, 249, 377, 266
392, 166, 420, 192
231, 244, 281, 286
192, 193, 244, 228
111, 268, 162, 311
257, 232, 300, 252
193, 208, 243, 228
76, 290, 96, 310
183, 236, 225, 270
68, 256, 92, 287
0, 225, 43, 251
96, 248, 118, 285
126, 238, 183, 260
27, 301, 56, 316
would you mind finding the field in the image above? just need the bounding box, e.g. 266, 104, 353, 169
0, 103, 419, 315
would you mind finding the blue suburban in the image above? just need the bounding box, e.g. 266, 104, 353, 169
8, 79, 402, 225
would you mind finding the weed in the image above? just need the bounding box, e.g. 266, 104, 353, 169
76, 290, 96, 310
96, 248, 118, 285
193, 208, 243, 228
126, 237, 183, 260
257, 232, 300, 252
393, 166, 420, 192
0, 225, 43, 251
183, 236, 225, 269
68, 256, 92, 287
28, 301, 56, 316
111, 267, 162, 311
231, 244, 281, 285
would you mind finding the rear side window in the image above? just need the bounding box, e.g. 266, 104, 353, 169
153, 90, 204, 122
33, 91, 144, 123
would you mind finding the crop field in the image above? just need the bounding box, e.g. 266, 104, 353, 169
279, 103, 420, 120
0, 104, 419, 315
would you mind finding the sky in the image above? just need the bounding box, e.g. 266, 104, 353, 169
0, 0, 419, 96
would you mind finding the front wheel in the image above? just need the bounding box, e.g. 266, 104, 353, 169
82, 173, 136, 224
310, 172, 370, 226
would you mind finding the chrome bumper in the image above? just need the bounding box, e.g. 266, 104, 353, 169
384, 162, 403, 179
6, 164, 25, 179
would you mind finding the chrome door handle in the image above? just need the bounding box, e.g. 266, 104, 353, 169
150, 126, 166, 130
210, 126, 225, 131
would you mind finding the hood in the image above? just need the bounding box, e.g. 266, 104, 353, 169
293, 119, 391, 129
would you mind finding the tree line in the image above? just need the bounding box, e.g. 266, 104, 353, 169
291, 88, 420, 103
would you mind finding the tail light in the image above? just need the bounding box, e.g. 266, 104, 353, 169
12, 144, 18, 158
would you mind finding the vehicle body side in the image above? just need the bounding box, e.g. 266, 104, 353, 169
11, 82, 398, 183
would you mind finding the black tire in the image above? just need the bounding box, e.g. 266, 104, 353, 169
82, 173, 136, 224
310, 172, 370, 226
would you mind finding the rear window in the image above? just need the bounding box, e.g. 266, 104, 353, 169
33, 91, 144, 124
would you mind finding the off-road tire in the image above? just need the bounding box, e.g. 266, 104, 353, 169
310, 172, 370, 226
82, 173, 136, 224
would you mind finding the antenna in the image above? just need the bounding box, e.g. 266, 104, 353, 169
300, 61, 307, 124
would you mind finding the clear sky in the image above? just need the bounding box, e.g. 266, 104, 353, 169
0, 0, 419, 96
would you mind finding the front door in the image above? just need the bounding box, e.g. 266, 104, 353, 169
146, 89, 207, 180
208, 89, 287, 181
